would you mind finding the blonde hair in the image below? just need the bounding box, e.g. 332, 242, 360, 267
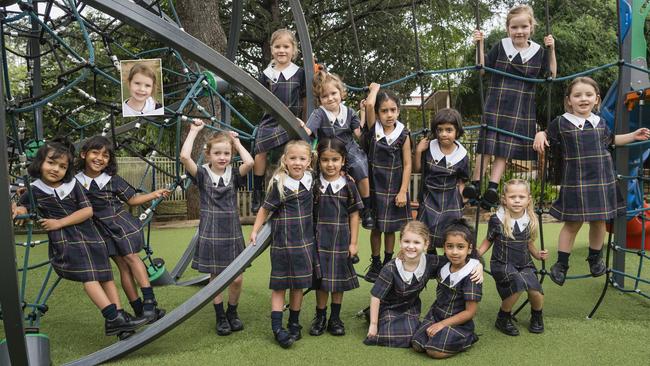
564, 76, 601, 113
268, 139, 314, 201
506, 4, 537, 35
205, 132, 235, 154
270, 28, 299, 62
128, 63, 158, 97
397, 221, 430, 261
501, 179, 538, 242
313, 71, 347, 102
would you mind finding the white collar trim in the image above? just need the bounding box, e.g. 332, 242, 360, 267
501, 38, 541, 63
75, 172, 112, 190
202, 164, 232, 186
320, 103, 347, 127
496, 206, 530, 231
440, 258, 479, 288
429, 140, 467, 167
396, 254, 427, 285
319, 174, 347, 193
562, 112, 600, 129
263, 62, 300, 83
280, 173, 313, 192
375, 121, 405, 145
32, 179, 76, 199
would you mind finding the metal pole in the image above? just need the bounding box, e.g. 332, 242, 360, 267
29, 15, 44, 140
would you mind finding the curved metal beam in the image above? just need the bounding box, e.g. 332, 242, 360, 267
289, 0, 315, 117
226, 0, 242, 61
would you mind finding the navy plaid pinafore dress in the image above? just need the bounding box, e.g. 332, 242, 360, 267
76, 172, 144, 257
191, 165, 246, 275
547, 114, 625, 221
314, 175, 363, 292
417, 140, 469, 248
478, 38, 549, 161
487, 211, 542, 300
21, 180, 113, 282
306, 105, 369, 182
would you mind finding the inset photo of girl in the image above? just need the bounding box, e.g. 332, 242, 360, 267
120, 59, 165, 117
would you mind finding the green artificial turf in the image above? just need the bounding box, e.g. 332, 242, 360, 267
2, 223, 649, 365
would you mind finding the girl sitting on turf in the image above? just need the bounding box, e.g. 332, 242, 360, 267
14, 139, 148, 337
250, 139, 319, 348
478, 179, 547, 336
411, 219, 482, 359
309, 138, 363, 337
365, 221, 482, 348
75, 136, 168, 330
180, 119, 254, 336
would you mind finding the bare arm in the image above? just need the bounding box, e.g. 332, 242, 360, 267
544, 35, 557, 78
365, 83, 380, 130
367, 296, 381, 337
477, 238, 492, 257
179, 120, 204, 177
614, 128, 650, 146
426, 301, 478, 337
413, 137, 429, 173
38, 207, 93, 231
395, 136, 412, 207
348, 210, 360, 257
249, 207, 270, 245
528, 240, 548, 261
127, 189, 170, 206
234, 134, 255, 177
473, 30, 485, 76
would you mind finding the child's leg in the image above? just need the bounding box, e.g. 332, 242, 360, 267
84, 281, 112, 310
252, 153, 267, 213
489, 157, 507, 184
287, 289, 304, 339
358, 178, 373, 229
357, 178, 370, 198
123, 253, 162, 320
100, 280, 122, 309
426, 350, 454, 359
327, 292, 345, 335
225, 274, 244, 331
315, 290, 329, 310
471, 154, 490, 181
528, 290, 543, 311
586, 221, 607, 277
370, 229, 382, 257
366, 230, 384, 281
210, 274, 224, 305
495, 292, 522, 336
383, 232, 395, 264
550, 221, 583, 285
310, 290, 329, 336
527, 290, 544, 333
253, 153, 267, 176
271, 289, 286, 312
112, 256, 138, 303
499, 292, 523, 312
270, 289, 293, 347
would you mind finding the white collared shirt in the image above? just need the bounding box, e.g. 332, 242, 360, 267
396, 254, 427, 285
429, 140, 467, 168
562, 112, 600, 130
202, 164, 232, 186
263, 62, 300, 83
75, 172, 112, 190
280, 173, 313, 192
375, 121, 405, 146
496, 206, 530, 232
440, 258, 479, 288
501, 38, 541, 64
319, 174, 346, 193
32, 179, 76, 200
122, 96, 164, 117
320, 103, 348, 127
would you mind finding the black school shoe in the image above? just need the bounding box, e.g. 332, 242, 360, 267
140, 299, 166, 324
287, 322, 302, 341
216, 316, 232, 336
586, 254, 606, 277
309, 314, 327, 336
361, 207, 374, 230
105, 310, 148, 336
480, 187, 499, 210
495, 315, 520, 336
528, 311, 544, 334
251, 189, 264, 214
364, 260, 383, 283
274, 328, 294, 349
327, 318, 345, 336
227, 310, 244, 332
462, 182, 479, 200
549, 262, 569, 286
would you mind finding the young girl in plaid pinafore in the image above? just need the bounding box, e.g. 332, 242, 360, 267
414, 108, 470, 251
251, 29, 306, 214
533, 77, 650, 286
15, 140, 148, 337
478, 179, 547, 336
180, 119, 254, 336
464, 4, 556, 209
303, 71, 374, 230
250, 139, 320, 348
363, 82, 412, 282
75, 136, 168, 329
365, 221, 483, 349
412, 220, 482, 359
309, 138, 363, 337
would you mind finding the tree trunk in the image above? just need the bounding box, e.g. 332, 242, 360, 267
176, 2, 227, 219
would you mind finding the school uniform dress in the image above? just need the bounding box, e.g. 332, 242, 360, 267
547, 113, 625, 221
122, 96, 164, 117
75, 172, 144, 257
478, 38, 549, 161
417, 140, 469, 247
367, 121, 411, 232
412, 259, 482, 354
21, 180, 113, 282
262, 173, 320, 289
254, 62, 306, 154
306, 104, 369, 182
487, 209, 542, 300
190, 164, 246, 274
367, 254, 447, 348
314, 175, 363, 292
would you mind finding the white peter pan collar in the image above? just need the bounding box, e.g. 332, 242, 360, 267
75, 172, 112, 190
496, 206, 530, 232
263, 62, 300, 83
440, 258, 480, 288
501, 38, 541, 64
32, 179, 76, 200
429, 140, 467, 168
319, 174, 346, 193
280, 173, 313, 192
396, 254, 427, 285
562, 112, 600, 129
375, 121, 405, 146
202, 164, 232, 186
320, 104, 348, 127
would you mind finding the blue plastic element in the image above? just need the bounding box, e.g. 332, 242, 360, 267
619, 0, 632, 44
